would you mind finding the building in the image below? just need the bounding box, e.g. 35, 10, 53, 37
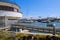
0, 0, 22, 27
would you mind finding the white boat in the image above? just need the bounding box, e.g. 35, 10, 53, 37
18, 19, 34, 23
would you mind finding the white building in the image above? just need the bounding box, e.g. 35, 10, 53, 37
0, 1, 22, 27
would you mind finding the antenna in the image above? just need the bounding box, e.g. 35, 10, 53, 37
26, 9, 29, 19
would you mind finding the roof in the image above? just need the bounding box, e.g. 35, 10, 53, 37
0, 0, 19, 7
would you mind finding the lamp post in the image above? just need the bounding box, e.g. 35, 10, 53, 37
52, 24, 56, 35
47, 22, 56, 35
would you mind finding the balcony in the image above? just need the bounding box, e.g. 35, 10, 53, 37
0, 10, 22, 17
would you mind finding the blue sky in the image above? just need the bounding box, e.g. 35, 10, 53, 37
18, 0, 60, 18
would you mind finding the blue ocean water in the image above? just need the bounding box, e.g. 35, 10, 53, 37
25, 22, 60, 28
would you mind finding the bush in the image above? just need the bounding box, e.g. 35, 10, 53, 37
0, 31, 60, 40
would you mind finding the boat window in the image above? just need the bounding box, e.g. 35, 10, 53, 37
0, 5, 19, 12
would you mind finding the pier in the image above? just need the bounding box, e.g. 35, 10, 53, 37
0, 23, 60, 34
10, 23, 60, 34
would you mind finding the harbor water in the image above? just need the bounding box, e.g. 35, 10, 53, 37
23, 22, 60, 28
